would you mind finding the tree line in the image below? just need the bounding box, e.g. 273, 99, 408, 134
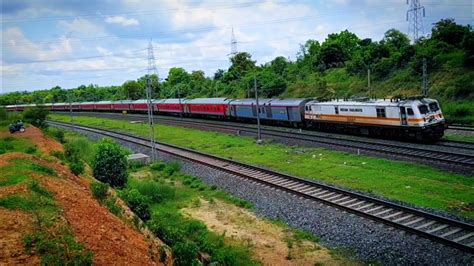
1, 18, 472, 107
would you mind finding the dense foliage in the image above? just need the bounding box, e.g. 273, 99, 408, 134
22, 106, 49, 128
2, 19, 472, 123
92, 138, 128, 188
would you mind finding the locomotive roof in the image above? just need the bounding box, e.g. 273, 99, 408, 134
184, 98, 233, 104
306, 98, 436, 106
95, 100, 113, 104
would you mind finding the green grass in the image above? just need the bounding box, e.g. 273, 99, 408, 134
443, 134, 474, 143
0, 135, 39, 155
126, 164, 259, 265
50, 114, 474, 219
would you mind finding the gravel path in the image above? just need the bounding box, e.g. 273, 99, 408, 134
56, 125, 473, 265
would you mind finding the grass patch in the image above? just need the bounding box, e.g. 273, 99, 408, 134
0, 135, 39, 155
50, 114, 474, 219
122, 162, 258, 265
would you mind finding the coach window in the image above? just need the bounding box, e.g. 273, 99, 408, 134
407, 108, 414, 116
376, 107, 386, 118
335, 107, 339, 114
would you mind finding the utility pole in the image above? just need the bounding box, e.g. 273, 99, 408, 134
146, 40, 157, 160
68, 91, 73, 123
367, 68, 371, 99
254, 76, 262, 143
406, 0, 425, 43
422, 58, 428, 97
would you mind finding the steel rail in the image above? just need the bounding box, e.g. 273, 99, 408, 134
48, 120, 474, 253
57, 112, 474, 168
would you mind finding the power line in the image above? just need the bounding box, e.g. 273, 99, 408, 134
3, 3, 405, 47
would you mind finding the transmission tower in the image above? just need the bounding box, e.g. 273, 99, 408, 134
406, 0, 425, 42
146, 40, 157, 160
229, 27, 238, 56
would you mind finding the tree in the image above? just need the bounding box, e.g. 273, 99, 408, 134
381, 29, 410, 51
213, 69, 225, 80
22, 105, 49, 128
92, 138, 128, 188
122, 80, 144, 100
319, 30, 360, 69
432, 18, 470, 47
228, 52, 256, 78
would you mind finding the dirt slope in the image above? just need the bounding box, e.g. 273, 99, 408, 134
0, 127, 167, 265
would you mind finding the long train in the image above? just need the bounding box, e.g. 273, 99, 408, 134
5, 97, 446, 141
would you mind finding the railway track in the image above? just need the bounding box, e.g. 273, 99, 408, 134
449, 124, 474, 132
49, 120, 474, 253
58, 112, 474, 171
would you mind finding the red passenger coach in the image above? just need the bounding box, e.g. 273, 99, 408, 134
52, 103, 67, 110
80, 102, 95, 111
184, 98, 233, 117
130, 99, 151, 112
156, 99, 184, 115
112, 100, 133, 112
94, 101, 113, 111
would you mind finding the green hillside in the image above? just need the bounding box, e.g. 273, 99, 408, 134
1, 19, 473, 124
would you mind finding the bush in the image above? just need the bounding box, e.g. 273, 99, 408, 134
163, 162, 181, 176
133, 180, 175, 203
92, 138, 128, 188
25, 145, 38, 154
69, 161, 84, 176
90, 182, 109, 201
120, 189, 150, 221
50, 151, 66, 160
48, 128, 66, 144
22, 106, 49, 128
150, 161, 166, 171
172, 241, 199, 266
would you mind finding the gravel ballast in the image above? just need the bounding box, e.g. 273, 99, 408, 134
55, 125, 473, 265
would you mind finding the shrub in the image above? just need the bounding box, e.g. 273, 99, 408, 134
25, 145, 38, 154
90, 182, 109, 201
22, 106, 49, 128
105, 197, 122, 217
163, 162, 181, 176
48, 128, 66, 144
50, 151, 66, 160
69, 160, 84, 176
172, 241, 199, 266
150, 161, 166, 171
64, 142, 81, 162
133, 180, 175, 203
92, 138, 128, 188
120, 189, 150, 221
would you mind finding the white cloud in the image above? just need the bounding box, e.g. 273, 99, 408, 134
58, 18, 106, 36
105, 16, 140, 26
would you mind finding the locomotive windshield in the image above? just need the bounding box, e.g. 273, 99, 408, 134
429, 102, 439, 112
418, 105, 429, 114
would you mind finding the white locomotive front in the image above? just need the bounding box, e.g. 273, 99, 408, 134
304, 97, 446, 141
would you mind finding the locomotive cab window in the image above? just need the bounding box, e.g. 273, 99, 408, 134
335, 107, 339, 114
429, 102, 439, 112
418, 105, 429, 114
376, 107, 386, 118
407, 108, 414, 116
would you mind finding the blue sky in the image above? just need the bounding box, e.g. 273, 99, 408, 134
1, 0, 472, 93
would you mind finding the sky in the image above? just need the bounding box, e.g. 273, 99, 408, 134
1, 0, 472, 93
